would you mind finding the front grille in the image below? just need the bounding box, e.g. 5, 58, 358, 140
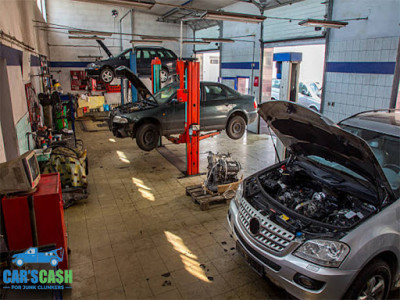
234, 226, 281, 271
239, 200, 295, 253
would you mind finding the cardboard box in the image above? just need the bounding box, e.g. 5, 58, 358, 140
217, 179, 243, 194
87, 96, 105, 109
77, 108, 84, 118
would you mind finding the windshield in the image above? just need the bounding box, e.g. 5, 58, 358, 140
116, 49, 131, 58
309, 83, 320, 95
341, 124, 400, 195
153, 82, 178, 104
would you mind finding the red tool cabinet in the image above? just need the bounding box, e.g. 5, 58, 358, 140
2, 173, 68, 270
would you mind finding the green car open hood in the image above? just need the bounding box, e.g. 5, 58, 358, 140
258, 101, 394, 202
115, 66, 155, 102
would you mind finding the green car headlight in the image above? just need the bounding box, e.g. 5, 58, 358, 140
294, 239, 350, 268
113, 116, 128, 124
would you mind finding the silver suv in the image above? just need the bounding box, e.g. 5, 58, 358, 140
227, 101, 400, 299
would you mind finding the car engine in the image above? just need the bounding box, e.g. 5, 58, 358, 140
115, 100, 156, 114
205, 152, 241, 193
245, 160, 377, 234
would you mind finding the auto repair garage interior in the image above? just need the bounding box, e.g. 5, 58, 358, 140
1, 0, 400, 299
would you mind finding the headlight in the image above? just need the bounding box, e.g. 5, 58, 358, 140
234, 182, 244, 207
113, 116, 128, 124
294, 240, 350, 268
89, 63, 100, 68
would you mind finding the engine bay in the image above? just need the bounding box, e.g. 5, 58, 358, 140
244, 159, 378, 236
116, 100, 156, 114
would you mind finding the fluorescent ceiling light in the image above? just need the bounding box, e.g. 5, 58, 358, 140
72, 0, 154, 9
182, 40, 210, 45
69, 36, 105, 40
140, 36, 178, 41
130, 40, 162, 44
69, 30, 112, 37
201, 38, 234, 43
203, 11, 266, 24
298, 19, 348, 28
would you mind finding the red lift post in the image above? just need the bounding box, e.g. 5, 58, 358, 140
177, 60, 200, 175
158, 59, 220, 176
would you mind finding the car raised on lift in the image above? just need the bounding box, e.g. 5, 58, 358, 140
86, 46, 177, 84
228, 101, 400, 299
109, 67, 257, 151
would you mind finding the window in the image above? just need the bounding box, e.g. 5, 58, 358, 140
156, 51, 165, 58
153, 82, 179, 104
149, 50, 157, 58
204, 85, 227, 101
272, 79, 280, 89
341, 124, 400, 196
142, 50, 151, 59
309, 82, 319, 94
136, 50, 142, 59
116, 49, 130, 59
36, 0, 47, 22
210, 56, 219, 64
164, 50, 175, 58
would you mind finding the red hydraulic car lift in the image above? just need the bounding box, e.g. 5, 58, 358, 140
166, 59, 219, 176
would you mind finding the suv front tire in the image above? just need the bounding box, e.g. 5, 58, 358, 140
344, 259, 391, 300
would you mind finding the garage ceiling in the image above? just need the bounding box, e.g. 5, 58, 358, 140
156, 0, 303, 30
151, 0, 240, 16
73, 0, 303, 30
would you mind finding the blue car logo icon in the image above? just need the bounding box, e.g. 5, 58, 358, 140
12, 247, 64, 267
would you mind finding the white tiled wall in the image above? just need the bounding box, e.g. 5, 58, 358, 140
323, 36, 399, 122
328, 37, 398, 63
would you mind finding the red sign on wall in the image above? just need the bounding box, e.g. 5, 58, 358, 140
254, 76, 259, 87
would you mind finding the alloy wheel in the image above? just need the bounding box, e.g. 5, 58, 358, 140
358, 275, 385, 300
160, 69, 168, 83
102, 70, 113, 82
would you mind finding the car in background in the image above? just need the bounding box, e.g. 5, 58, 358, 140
271, 79, 321, 111
109, 67, 257, 151
228, 102, 400, 299
86, 46, 177, 84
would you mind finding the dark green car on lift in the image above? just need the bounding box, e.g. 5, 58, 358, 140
109, 67, 258, 151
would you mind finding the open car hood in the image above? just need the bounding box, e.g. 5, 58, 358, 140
96, 39, 113, 58
115, 66, 155, 103
259, 101, 394, 201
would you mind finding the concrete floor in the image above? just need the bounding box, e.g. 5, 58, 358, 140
64, 123, 291, 300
